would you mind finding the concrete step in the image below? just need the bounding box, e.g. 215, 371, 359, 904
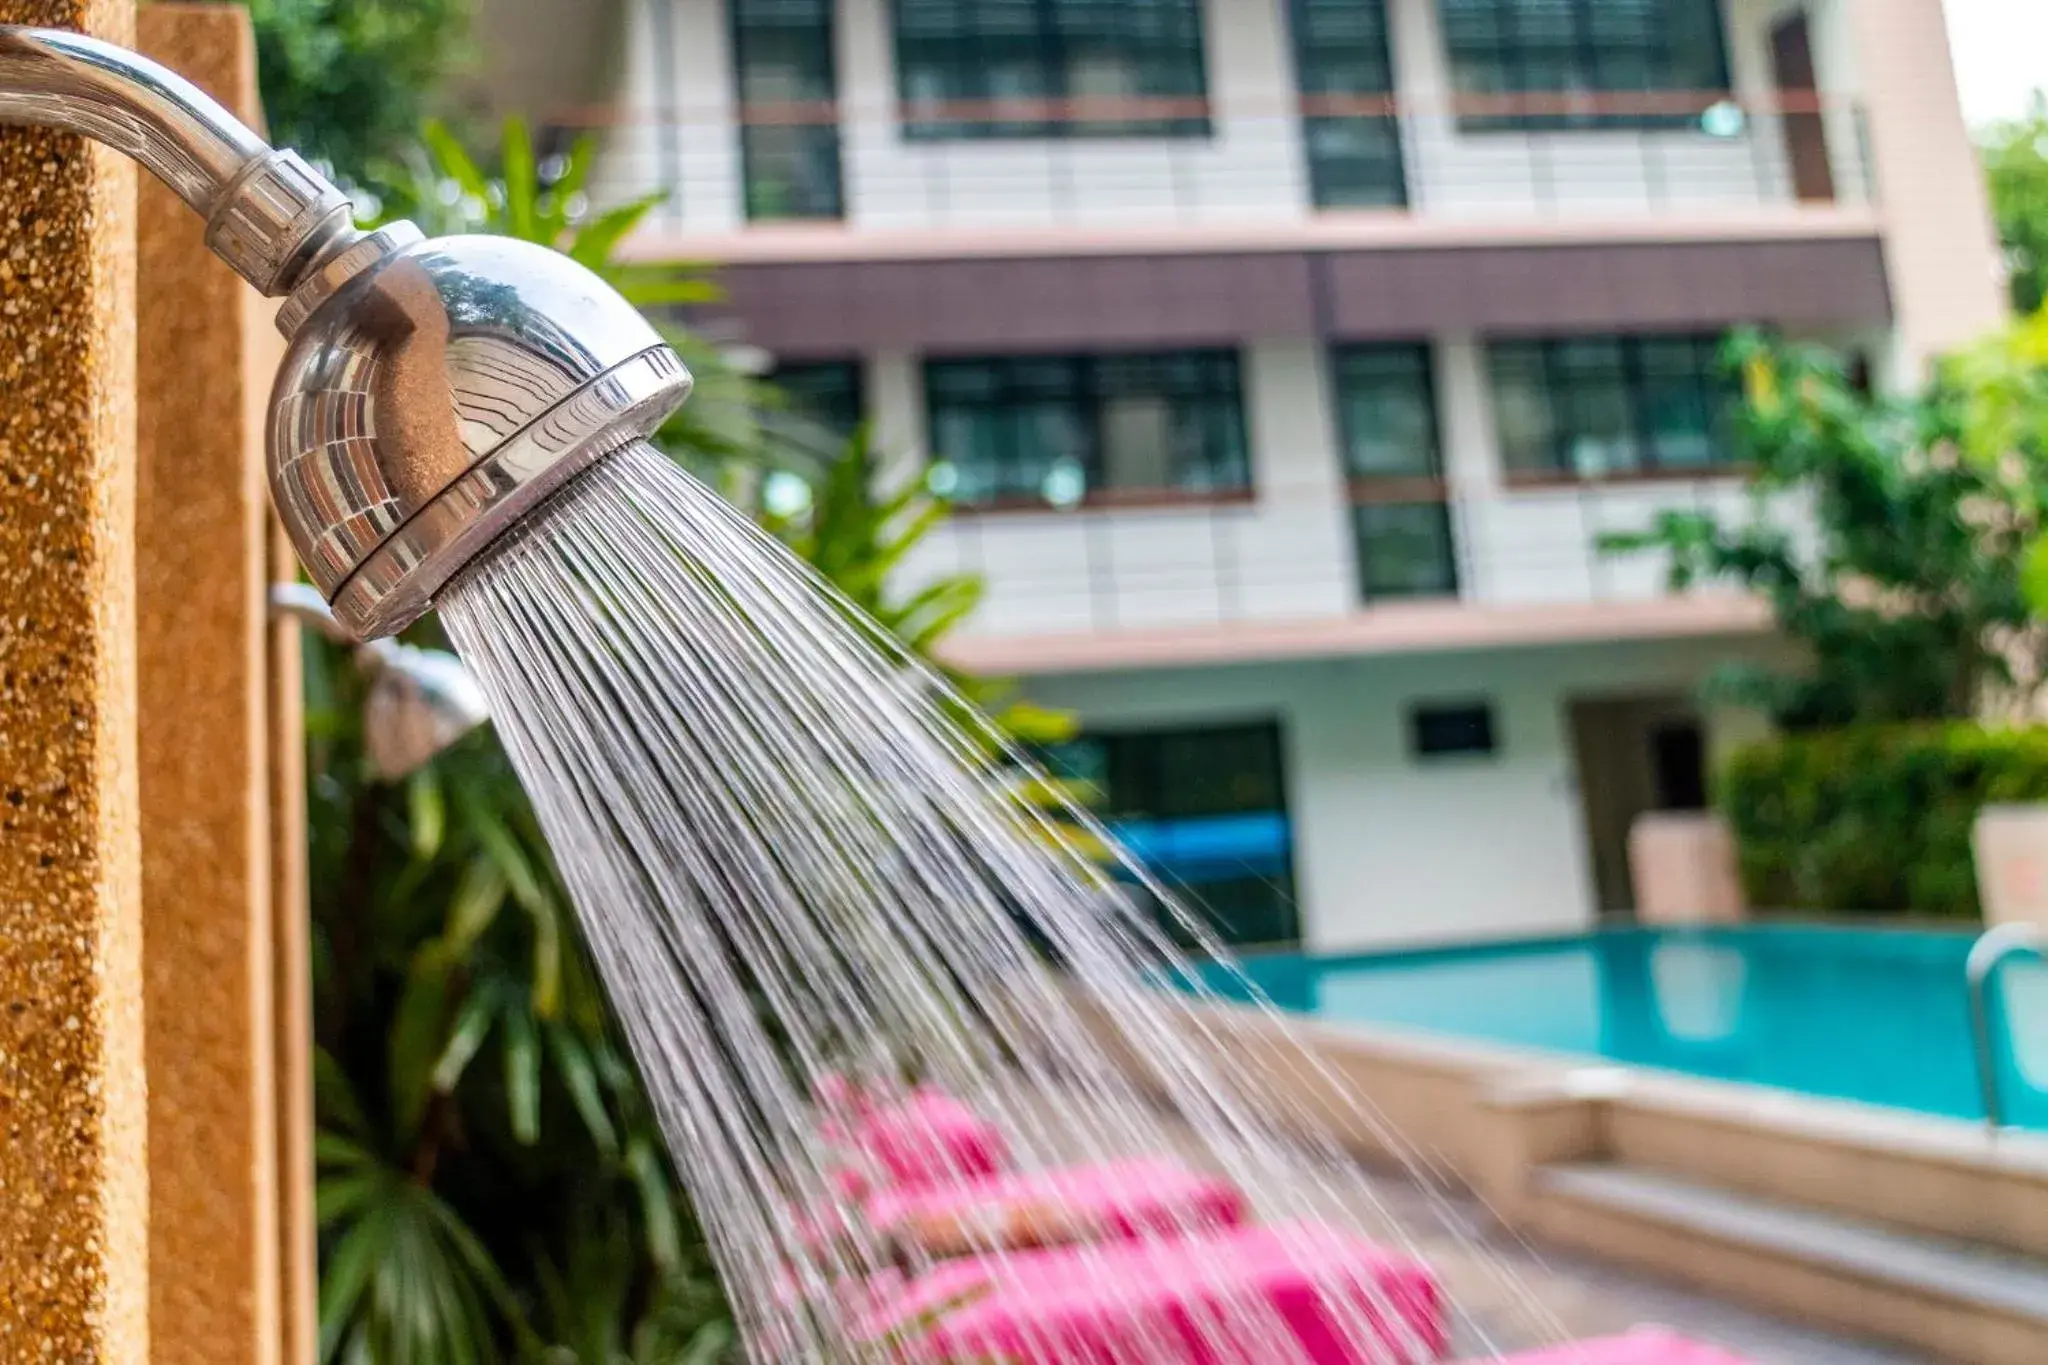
1529, 1162, 2048, 1365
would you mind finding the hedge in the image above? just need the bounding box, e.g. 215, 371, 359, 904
1720, 723, 2048, 919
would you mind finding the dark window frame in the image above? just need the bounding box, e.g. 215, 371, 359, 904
1330, 343, 1460, 601
765, 359, 866, 457
1288, 0, 1410, 209
1486, 332, 1740, 483
923, 350, 1254, 511
890, 0, 1215, 141
1439, 0, 1735, 133
731, 0, 846, 220
1409, 699, 1500, 759
1044, 718, 1301, 949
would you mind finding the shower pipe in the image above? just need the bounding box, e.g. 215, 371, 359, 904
0, 25, 694, 641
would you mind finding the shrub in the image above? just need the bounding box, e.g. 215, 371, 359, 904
1721, 723, 2048, 918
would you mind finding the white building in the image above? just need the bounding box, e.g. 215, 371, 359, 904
560, 0, 2004, 952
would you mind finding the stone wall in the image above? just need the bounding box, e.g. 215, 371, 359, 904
0, 1, 149, 1359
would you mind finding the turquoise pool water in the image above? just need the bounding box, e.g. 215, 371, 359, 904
1204, 926, 2048, 1130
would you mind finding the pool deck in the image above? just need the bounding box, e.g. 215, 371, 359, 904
1064, 979, 2048, 1360
1114, 1101, 1924, 1361
1354, 1163, 1924, 1362
1024, 1083, 1928, 1360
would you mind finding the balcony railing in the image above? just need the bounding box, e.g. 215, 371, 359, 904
896, 475, 1812, 642
562, 90, 1874, 233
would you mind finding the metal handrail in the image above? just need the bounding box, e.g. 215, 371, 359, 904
1967, 923, 2047, 1130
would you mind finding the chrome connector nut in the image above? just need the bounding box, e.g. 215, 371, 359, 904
205, 148, 356, 296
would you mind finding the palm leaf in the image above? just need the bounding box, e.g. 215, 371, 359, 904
407, 766, 446, 859
548, 1023, 620, 1155
429, 986, 498, 1094
499, 117, 538, 241
502, 1004, 543, 1144
388, 950, 454, 1137
420, 119, 489, 204
569, 193, 666, 271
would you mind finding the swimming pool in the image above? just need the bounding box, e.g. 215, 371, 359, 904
1205, 925, 2048, 1130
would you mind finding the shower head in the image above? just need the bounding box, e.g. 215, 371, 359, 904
271, 229, 691, 640
271, 583, 491, 780
1, 26, 693, 641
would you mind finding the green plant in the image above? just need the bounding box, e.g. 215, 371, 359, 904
1604, 331, 2048, 729
758, 427, 1065, 736
1721, 723, 2048, 917
308, 666, 729, 1362
1985, 93, 2048, 317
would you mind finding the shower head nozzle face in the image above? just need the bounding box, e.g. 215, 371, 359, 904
268, 232, 693, 642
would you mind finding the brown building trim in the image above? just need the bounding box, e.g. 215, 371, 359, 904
949, 486, 1258, 518
1501, 466, 1753, 491
702, 236, 1891, 359
1346, 475, 1451, 504
1323, 239, 1892, 338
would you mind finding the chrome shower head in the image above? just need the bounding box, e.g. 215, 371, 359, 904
1, 26, 693, 642
270, 229, 691, 640
271, 584, 491, 780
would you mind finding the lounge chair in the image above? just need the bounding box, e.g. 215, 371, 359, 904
875, 1220, 1447, 1363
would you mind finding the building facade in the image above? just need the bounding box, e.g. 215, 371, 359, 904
576, 0, 2003, 952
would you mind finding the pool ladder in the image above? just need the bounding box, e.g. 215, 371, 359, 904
1968, 923, 2046, 1130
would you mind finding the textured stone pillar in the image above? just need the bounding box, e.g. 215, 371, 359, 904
132, 8, 289, 1362
268, 520, 315, 1365
0, 1, 148, 1360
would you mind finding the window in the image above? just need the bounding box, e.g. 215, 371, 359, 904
765, 361, 864, 459
1290, 0, 1407, 208
752, 362, 864, 520
1439, 0, 1732, 130
1353, 503, 1460, 599
893, 0, 1211, 139
1333, 345, 1440, 481
733, 0, 844, 219
1488, 334, 1737, 480
925, 352, 1251, 509
773, 362, 864, 440
1332, 345, 1458, 599
1410, 701, 1498, 758
1045, 722, 1299, 948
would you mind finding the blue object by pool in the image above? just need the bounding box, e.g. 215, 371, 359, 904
1203, 926, 2048, 1130
1109, 813, 1290, 877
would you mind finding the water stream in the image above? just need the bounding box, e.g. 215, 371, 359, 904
439, 442, 1566, 1361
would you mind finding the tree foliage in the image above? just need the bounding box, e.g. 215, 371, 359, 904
1985, 93, 2048, 317
242, 0, 470, 191
1604, 332, 2048, 729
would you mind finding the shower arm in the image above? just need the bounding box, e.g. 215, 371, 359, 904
270, 583, 407, 674
0, 25, 362, 297
2, 25, 695, 644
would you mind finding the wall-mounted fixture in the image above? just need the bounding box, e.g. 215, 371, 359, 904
0, 24, 694, 640
270, 584, 488, 781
